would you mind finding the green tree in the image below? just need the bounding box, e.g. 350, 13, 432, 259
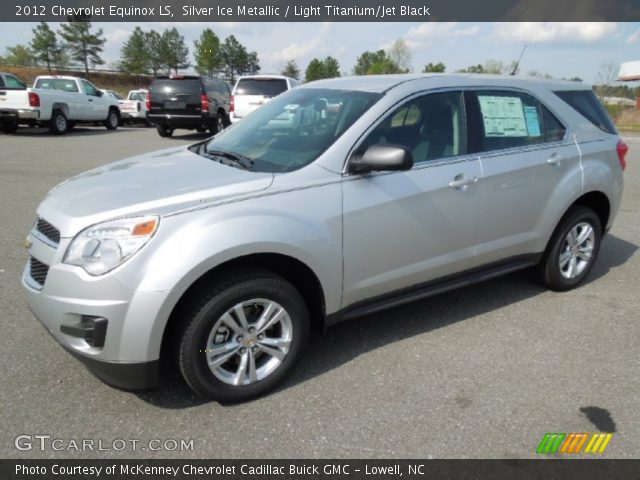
3, 45, 36, 66
281, 59, 300, 80
304, 57, 341, 82
30, 22, 60, 73
323, 56, 340, 78
145, 30, 164, 77
354, 50, 401, 75
305, 58, 326, 82
423, 62, 446, 73
219, 35, 260, 82
160, 28, 190, 74
120, 27, 150, 80
194, 28, 221, 77
58, 16, 106, 78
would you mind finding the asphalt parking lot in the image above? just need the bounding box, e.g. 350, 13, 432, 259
1, 125, 638, 459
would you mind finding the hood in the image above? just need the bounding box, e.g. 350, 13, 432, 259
38, 146, 273, 237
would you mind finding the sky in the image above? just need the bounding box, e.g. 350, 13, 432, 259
1, 22, 639, 83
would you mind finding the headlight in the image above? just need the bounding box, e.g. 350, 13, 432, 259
64, 216, 159, 275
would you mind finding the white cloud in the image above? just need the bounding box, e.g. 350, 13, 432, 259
407, 22, 481, 39
104, 29, 131, 43
492, 22, 617, 43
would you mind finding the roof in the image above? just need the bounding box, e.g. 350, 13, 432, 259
303, 73, 591, 93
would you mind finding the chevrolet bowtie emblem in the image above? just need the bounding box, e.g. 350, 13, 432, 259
24, 238, 32, 250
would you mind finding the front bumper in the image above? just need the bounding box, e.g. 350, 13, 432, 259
22, 228, 169, 390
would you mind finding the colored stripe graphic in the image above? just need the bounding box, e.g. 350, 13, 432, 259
584, 433, 613, 454
560, 433, 589, 454
537, 433, 566, 454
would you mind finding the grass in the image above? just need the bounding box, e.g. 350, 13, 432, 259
0, 64, 152, 97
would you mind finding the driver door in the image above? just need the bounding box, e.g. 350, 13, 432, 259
81, 79, 108, 121
342, 91, 482, 308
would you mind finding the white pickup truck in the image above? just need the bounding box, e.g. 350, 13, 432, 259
119, 89, 150, 125
0, 74, 121, 134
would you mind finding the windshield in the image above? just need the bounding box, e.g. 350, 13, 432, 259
201, 88, 382, 173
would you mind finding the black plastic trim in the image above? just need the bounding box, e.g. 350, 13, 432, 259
61, 344, 159, 391
326, 253, 542, 326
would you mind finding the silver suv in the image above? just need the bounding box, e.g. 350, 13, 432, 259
23, 74, 626, 402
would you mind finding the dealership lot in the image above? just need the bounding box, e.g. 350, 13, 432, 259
1, 126, 638, 458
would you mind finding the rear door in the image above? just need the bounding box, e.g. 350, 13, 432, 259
232, 78, 288, 120
467, 89, 580, 265
148, 78, 203, 117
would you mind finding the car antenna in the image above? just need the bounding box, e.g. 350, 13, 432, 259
511, 45, 527, 75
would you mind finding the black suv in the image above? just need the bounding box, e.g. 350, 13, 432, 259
147, 75, 231, 137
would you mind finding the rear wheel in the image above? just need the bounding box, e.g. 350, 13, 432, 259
196, 126, 208, 133
538, 206, 602, 291
0, 121, 18, 134
178, 271, 310, 402
156, 125, 174, 137
105, 108, 120, 130
209, 112, 225, 135
49, 109, 68, 135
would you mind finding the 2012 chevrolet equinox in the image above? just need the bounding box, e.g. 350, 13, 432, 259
23, 74, 626, 402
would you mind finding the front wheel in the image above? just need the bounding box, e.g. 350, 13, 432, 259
538, 206, 602, 291
178, 271, 310, 402
105, 108, 120, 130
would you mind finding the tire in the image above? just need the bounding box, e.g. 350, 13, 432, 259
538, 206, 602, 291
209, 112, 225, 135
0, 122, 18, 134
196, 126, 208, 133
157, 125, 173, 137
105, 108, 119, 130
49, 109, 68, 135
178, 271, 310, 402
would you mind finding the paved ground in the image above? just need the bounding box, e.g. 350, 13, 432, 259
1, 126, 638, 459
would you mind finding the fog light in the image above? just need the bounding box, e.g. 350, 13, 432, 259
60, 316, 108, 348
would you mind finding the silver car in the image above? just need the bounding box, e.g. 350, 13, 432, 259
23, 74, 626, 402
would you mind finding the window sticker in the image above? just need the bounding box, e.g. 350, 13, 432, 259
523, 106, 542, 137
478, 95, 528, 137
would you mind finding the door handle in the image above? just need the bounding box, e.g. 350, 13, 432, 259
547, 153, 563, 166
88, 99, 93, 102
448, 175, 477, 190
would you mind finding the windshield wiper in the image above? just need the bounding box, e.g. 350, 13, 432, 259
202, 146, 255, 171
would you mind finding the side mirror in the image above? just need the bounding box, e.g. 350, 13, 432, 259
96, 90, 104, 97
349, 144, 414, 174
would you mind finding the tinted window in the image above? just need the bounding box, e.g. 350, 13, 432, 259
474, 91, 548, 151
35, 78, 79, 92
0, 76, 4, 87
200, 88, 381, 173
358, 91, 466, 163
81, 80, 99, 96
149, 79, 202, 96
542, 106, 566, 142
4, 75, 26, 89
235, 78, 288, 96
554, 90, 616, 134
203, 79, 228, 96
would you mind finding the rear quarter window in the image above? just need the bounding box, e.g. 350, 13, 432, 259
234, 78, 288, 96
554, 90, 617, 134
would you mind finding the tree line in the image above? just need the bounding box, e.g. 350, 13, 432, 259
2, 25, 597, 86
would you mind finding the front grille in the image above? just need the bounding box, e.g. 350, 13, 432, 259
35, 217, 60, 245
29, 257, 49, 287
